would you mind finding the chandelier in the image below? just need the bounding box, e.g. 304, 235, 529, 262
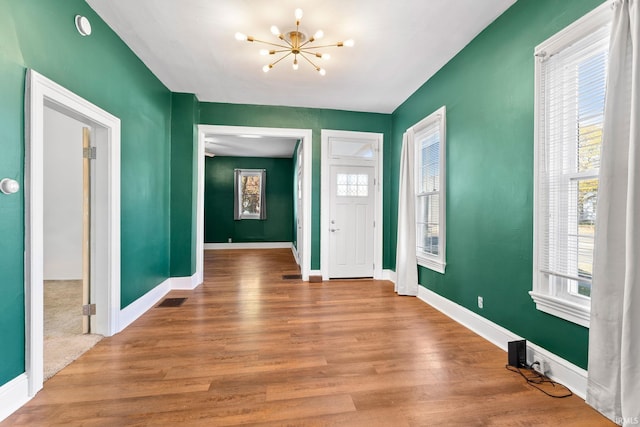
235, 8, 354, 75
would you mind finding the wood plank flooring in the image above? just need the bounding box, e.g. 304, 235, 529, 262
3, 249, 614, 426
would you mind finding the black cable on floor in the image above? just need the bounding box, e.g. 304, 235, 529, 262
506, 363, 573, 398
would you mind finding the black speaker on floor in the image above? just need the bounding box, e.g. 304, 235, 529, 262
508, 339, 527, 368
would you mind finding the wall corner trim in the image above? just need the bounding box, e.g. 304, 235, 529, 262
119, 279, 172, 332
416, 286, 588, 399
0, 374, 30, 423
169, 273, 201, 290
118, 275, 200, 332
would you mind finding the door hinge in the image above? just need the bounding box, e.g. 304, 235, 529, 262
82, 303, 96, 316
83, 147, 97, 159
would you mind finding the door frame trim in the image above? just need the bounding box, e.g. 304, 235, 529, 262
196, 125, 312, 281
25, 70, 121, 396
321, 130, 383, 280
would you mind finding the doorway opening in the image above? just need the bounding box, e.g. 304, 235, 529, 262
196, 125, 312, 281
42, 107, 102, 380
25, 70, 121, 396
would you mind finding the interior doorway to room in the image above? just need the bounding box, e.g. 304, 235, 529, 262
26, 70, 121, 396
196, 125, 312, 281
42, 106, 102, 381
321, 130, 383, 280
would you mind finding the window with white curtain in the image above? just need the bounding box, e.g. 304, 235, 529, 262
414, 106, 446, 273
531, 5, 611, 327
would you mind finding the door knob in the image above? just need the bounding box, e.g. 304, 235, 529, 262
330, 228, 340, 232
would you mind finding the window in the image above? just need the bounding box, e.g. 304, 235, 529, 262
336, 173, 368, 197
234, 169, 266, 220
413, 106, 446, 273
329, 139, 375, 159
531, 4, 611, 327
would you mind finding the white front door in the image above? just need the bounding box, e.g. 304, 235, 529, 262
328, 165, 375, 278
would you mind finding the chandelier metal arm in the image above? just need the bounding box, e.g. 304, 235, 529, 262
269, 49, 293, 55
248, 38, 291, 50
302, 43, 344, 50
299, 52, 322, 71
278, 34, 294, 49
269, 51, 294, 67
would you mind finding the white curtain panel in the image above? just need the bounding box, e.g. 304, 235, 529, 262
395, 130, 418, 296
587, 1, 640, 425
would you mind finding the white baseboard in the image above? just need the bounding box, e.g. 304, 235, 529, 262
382, 269, 396, 282
168, 273, 201, 290
417, 286, 588, 399
291, 246, 300, 266
0, 374, 30, 423
118, 274, 205, 331
204, 242, 292, 250
119, 278, 172, 332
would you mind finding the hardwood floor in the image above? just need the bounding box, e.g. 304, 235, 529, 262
4, 249, 613, 426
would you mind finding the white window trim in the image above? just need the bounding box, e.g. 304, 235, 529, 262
411, 106, 446, 274
531, 2, 611, 328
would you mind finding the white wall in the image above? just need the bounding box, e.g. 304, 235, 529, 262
43, 107, 85, 280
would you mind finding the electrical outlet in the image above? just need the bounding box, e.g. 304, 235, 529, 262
532, 357, 548, 375
477, 296, 483, 309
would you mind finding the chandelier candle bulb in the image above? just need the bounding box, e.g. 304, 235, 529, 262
235, 8, 352, 74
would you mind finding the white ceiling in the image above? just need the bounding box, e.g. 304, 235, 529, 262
85, 0, 516, 115
204, 134, 298, 158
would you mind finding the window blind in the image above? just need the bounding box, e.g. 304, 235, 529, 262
416, 120, 441, 257
537, 23, 610, 290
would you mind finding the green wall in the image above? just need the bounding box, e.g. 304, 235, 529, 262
199, 103, 393, 269
0, 0, 172, 385
390, 0, 605, 369
204, 157, 293, 243
170, 93, 199, 277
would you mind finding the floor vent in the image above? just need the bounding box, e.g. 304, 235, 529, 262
157, 297, 187, 307
282, 274, 302, 280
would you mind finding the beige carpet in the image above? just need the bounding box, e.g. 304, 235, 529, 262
44, 280, 103, 381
